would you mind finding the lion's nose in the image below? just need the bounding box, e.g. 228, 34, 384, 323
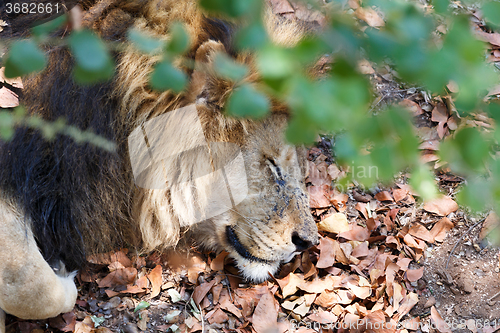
291, 231, 317, 251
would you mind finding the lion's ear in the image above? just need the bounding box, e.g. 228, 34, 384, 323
188, 40, 234, 110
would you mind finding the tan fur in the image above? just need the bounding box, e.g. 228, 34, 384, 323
0, 0, 318, 326
0, 197, 77, 327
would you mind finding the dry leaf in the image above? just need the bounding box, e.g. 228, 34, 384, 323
318, 213, 349, 234
147, 265, 162, 298
252, 290, 278, 333
392, 188, 408, 202
479, 212, 500, 241
399, 99, 423, 116
316, 237, 336, 268
339, 225, 371, 242
408, 224, 434, 243
430, 217, 454, 242
210, 251, 228, 271
431, 306, 452, 333
308, 185, 332, 208
358, 59, 375, 74
406, 267, 424, 282
98, 267, 137, 288
208, 308, 228, 324
355, 6, 385, 27
375, 191, 393, 202
423, 195, 458, 216
193, 280, 216, 305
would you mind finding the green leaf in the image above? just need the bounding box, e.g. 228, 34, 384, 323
200, 0, 258, 18
410, 164, 437, 200
432, 0, 449, 14
128, 28, 164, 54
483, 2, 500, 27
257, 45, 295, 79
69, 30, 112, 72
285, 117, 317, 145
90, 316, 106, 327
0, 111, 15, 140
4, 39, 47, 78
134, 301, 150, 313
150, 61, 187, 92
213, 52, 248, 81
73, 63, 114, 85
225, 84, 270, 119
166, 22, 190, 55
31, 14, 67, 37
235, 22, 268, 50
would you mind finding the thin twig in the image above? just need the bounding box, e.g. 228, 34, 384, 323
445, 218, 485, 269
488, 290, 500, 303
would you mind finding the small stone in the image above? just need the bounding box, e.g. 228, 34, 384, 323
121, 323, 140, 333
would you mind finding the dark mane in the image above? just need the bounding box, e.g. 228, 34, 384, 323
0, 0, 240, 270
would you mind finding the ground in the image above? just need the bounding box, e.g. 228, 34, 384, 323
2, 0, 500, 332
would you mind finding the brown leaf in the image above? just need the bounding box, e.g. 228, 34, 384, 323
399, 99, 423, 116
74, 322, 93, 333
406, 267, 424, 282
0, 87, 19, 108
98, 267, 137, 288
219, 289, 242, 317
394, 292, 418, 321
269, 0, 294, 14
48, 312, 76, 332
431, 103, 449, 123
207, 308, 228, 324
479, 212, 500, 241
392, 188, 408, 202
210, 251, 228, 271
318, 213, 350, 234
375, 191, 393, 202
316, 237, 336, 268
423, 195, 458, 216
408, 224, 435, 243
339, 225, 371, 242
355, 7, 385, 27
396, 257, 412, 271
147, 265, 162, 298
352, 241, 369, 258
330, 190, 349, 211
431, 306, 452, 333
308, 185, 332, 208
430, 217, 454, 242
358, 59, 375, 74
307, 161, 330, 186
278, 272, 302, 298
193, 280, 216, 306
315, 289, 354, 307
306, 310, 338, 324
252, 290, 278, 333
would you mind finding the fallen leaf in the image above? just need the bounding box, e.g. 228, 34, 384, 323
406, 267, 424, 282
431, 306, 452, 333
208, 308, 228, 324
316, 237, 336, 268
339, 225, 371, 241
0, 87, 19, 108
352, 241, 369, 258
479, 212, 500, 241
408, 224, 435, 243
147, 265, 162, 298
423, 195, 458, 216
308, 185, 332, 208
318, 213, 350, 234
355, 6, 385, 27
399, 99, 423, 116
252, 290, 278, 333
98, 267, 137, 288
210, 251, 228, 271
394, 292, 418, 321
193, 280, 216, 305
49, 312, 76, 332
375, 191, 393, 202
358, 59, 375, 74
392, 188, 408, 202
269, 0, 294, 14
430, 217, 454, 242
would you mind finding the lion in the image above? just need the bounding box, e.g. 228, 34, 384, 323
0, 0, 319, 328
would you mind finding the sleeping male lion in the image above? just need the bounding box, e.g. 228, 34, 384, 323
0, 0, 319, 328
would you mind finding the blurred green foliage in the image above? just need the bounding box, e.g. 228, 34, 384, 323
3, 0, 500, 215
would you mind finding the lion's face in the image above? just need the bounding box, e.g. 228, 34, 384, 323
191, 115, 319, 282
